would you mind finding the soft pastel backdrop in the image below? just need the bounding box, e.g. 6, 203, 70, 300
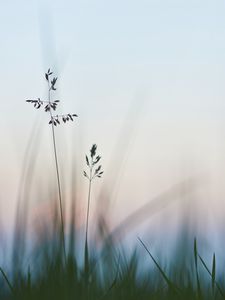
1, 0, 225, 255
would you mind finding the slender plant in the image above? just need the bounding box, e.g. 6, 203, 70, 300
194, 238, 202, 299
197, 248, 224, 298
83, 144, 103, 282
26, 69, 78, 266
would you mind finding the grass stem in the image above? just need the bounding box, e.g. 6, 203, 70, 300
48, 83, 67, 267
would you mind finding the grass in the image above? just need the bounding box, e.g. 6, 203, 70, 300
26, 69, 77, 266
1, 70, 224, 299
1, 232, 225, 300
83, 144, 104, 287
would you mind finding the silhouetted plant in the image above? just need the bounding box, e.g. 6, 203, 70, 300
26, 69, 78, 266
83, 144, 103, 284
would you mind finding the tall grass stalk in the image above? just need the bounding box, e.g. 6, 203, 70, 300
83, 144, 103, 283
26, 69, 78, 266
47, 75, 66, 266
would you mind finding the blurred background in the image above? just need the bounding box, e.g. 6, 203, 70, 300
1, 0, 225, 267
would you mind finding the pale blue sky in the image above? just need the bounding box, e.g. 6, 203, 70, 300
1, 0, 225, 241
1, 0, 225, 122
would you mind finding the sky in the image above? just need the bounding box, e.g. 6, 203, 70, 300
1, 0, 225, 250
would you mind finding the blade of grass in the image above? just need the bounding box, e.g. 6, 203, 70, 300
0, 267, 15, 296
100, 255, 121, 300
47, 79, 67, 267
198, 253, 225, 299
138, 237, 180, 295
194, 238, 202, 299
27, 265, 31, 292
212, 253, 216, 294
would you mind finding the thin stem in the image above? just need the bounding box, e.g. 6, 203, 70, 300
48, 84, 67, 266
85, 175, 92, 246
84, 159, 93, 285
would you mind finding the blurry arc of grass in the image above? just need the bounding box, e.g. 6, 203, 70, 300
38, 4, 71, 79
38, 5, 58, 75
16, 117, 42, 207
102, 178, 200, 247
97, 93, 147, 214
12, 118, 43, 273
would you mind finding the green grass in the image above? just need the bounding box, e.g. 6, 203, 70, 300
1, 214, 225, 300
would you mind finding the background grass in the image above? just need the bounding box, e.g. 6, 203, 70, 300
0, 174, 224, 300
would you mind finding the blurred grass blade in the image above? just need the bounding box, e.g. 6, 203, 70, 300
198, 253, 225, 298
27, 265, 31, 292
138, 237, 179, 294
100, 255, 121, 300
84, 238, 89, 285
194, 238, 198, 269
0, 267, 15, 295
198, 254, 211, 275
193, 238, 202, 299
212, 253, 216, 293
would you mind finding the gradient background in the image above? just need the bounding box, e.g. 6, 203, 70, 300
1, 0, 225, 253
